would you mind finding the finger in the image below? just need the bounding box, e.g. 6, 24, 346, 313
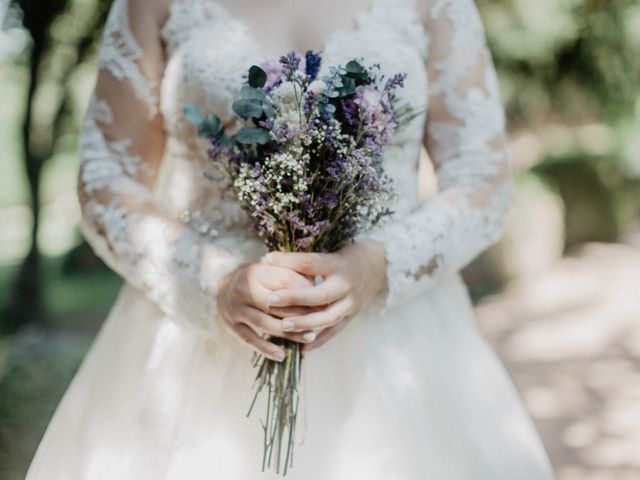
248, 288, 320, 318
281, 330, 318, 344
231, 323, 285, 362
302, 321, 347, 354
268, 277, 349, 308
280, 298, 352, 333
261, 251, 337, 276
242, 307, 317, 343
268, 305, 323, 318
246, 266, 315, 311
254, 264, 316, 290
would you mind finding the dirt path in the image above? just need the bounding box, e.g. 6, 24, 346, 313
475, 241, 640, 479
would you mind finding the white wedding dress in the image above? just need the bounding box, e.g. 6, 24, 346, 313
26, 0, 556, 478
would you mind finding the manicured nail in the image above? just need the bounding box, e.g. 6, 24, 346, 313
267, 293, 280, 306
263, 253, 274, 264
273, 350, 285, 362
303, 331, 316, 342
282, 320, 294, 332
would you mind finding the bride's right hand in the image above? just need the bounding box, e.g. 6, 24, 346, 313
216, 263, 320, 361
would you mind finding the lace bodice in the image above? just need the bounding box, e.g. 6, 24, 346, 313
78, 0, 511, 335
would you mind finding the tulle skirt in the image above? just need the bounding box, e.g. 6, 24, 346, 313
26, 271, 555, 479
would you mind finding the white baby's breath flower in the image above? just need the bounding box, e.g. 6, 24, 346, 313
271, 81, 298, 104
308, 79, 326, 95
271, 81, 307, 129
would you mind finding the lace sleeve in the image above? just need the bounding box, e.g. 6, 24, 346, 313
364, 0, 513, 312
78, 0, 243, 337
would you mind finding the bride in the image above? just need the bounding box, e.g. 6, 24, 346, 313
26, 0, 556, 478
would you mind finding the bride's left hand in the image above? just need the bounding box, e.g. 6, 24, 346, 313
260, 239, 387, 353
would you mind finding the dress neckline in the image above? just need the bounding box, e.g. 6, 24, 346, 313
199, 0, 382, 57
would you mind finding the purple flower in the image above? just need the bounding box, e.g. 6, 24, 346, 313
279, 51, 302, 81
303, 90, 315, 117
384, 72, 407, 92
261, 58, 285, 92
319, 191, 339, 209
304, 50, 322, 81
355, 85, 381, 116
339, 97, 360, 131
294, 236, 315, 251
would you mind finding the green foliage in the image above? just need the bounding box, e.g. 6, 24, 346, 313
479, 0, 640, 243
233, 82, 274, 122
187, 65, 276, 147
317, 60, 369, 113
248, 65, 267, 88
232, 98, 265, 120
235, 126, 271, 145
482, 0, 640, 126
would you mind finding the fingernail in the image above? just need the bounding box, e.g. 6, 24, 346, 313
273, 350, 285, 362
303, 331, 316, 342
263, 253, 274, 264
267, 293, 280, 306
282, 320, 294, 332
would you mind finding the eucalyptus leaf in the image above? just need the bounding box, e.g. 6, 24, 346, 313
338, 77, 356, 96
219, 133, 235, 146
183, 104, 203, 126
240, 85, 266, 101
248, 65, 267, 88
345, 60, 365, 75
197, 113, 223, 138
235, 126, 271, 145
322, 103, 336, 114
232, 98, 264, 119
262, 101, 275, 119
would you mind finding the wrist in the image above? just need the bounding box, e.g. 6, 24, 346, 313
358, 239, 388, 295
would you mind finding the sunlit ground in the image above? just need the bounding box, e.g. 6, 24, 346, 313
476, 235, 640, 480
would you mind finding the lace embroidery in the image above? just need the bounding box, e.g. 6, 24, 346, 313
98, 0, 158, 117
79, 106, 243, 334
80, 196, 242, 336
79, 0, 244, 337
364, 0, 429, 59
79, 98, 152, 195
429, 0, 486, 97
362, 0, 513, 312
178, 208, 220, 238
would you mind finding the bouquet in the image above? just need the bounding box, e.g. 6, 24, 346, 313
185, 50, 416, 475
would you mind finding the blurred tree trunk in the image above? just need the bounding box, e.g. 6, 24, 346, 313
3, 0, 110, 332
4, 0, 66, 332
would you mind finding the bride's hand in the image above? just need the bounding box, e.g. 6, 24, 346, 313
217, 263, 321, 361
260, 240, 387, 353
